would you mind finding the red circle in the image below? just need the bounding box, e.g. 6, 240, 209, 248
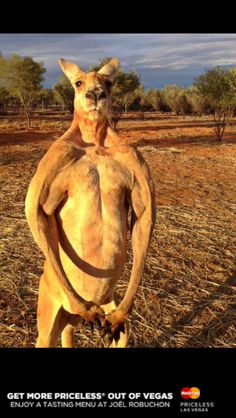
181, 387, 191, 399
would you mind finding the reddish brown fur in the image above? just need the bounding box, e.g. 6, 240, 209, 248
25, 58, 155, 347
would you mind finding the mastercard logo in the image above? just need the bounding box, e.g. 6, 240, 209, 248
181, 387, 200, 399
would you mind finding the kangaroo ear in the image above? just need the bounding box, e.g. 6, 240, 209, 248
59, 58, 84, 83
98, 58, 120, 81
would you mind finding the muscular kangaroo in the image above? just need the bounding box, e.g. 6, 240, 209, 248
25, 57, 156, 347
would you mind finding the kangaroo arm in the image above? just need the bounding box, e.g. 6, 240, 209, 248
25, 139, 96, 315
118, 210, 153, 314
118, 149, 156, 315
25, 139, 84, 249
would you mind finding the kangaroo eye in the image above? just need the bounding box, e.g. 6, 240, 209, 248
75, 80, 82, 88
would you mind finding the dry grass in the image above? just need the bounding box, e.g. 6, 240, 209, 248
0, 111, 236, 347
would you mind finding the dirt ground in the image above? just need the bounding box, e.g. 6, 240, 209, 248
0, 111, 236, 347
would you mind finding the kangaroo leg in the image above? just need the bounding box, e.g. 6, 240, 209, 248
101, 298, 130, 348
36, 274, 67, 348
61, 324, 75, 348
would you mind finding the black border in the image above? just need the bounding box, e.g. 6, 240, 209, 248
1, 28, 235, 414
1, 348, 235, 414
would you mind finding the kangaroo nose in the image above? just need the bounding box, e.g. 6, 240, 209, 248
97, 90, 106, 100
85, 90, 97, 101
85, 89, 107, 101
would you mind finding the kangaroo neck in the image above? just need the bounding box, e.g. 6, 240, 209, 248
67, 112, 109, 147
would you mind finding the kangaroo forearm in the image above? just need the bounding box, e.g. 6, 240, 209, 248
118, 217, 152, 314
118, 258, 146, 314
47, 245, 93, 313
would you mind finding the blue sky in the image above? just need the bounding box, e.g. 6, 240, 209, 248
1, 33, 236, 89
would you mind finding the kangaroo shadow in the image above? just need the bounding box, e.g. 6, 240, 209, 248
0, 132, 54, 147
132, 135, 236, 148
121, 122, 219, 132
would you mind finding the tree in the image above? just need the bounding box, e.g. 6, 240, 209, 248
53, 75, 74, 113
186, 86, 211, 116
112, 70, 141, 113
228, 67, 236, 116
141, 88, 164, 111
162, 85, 191, 115
194, 66, 236, 141
0, 54, 45, 128
37, 88, 54, 110
128, 85, 144, 111
0, 86, 10, 114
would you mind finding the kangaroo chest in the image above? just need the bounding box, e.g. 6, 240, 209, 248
57, 150, 133, 265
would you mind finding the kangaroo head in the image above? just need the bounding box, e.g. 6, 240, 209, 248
59, 57, 119, 120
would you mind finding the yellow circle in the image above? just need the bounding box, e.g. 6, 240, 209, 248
190, 387, 200, 399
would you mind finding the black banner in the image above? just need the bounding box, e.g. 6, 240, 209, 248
0, 348, 234, 415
